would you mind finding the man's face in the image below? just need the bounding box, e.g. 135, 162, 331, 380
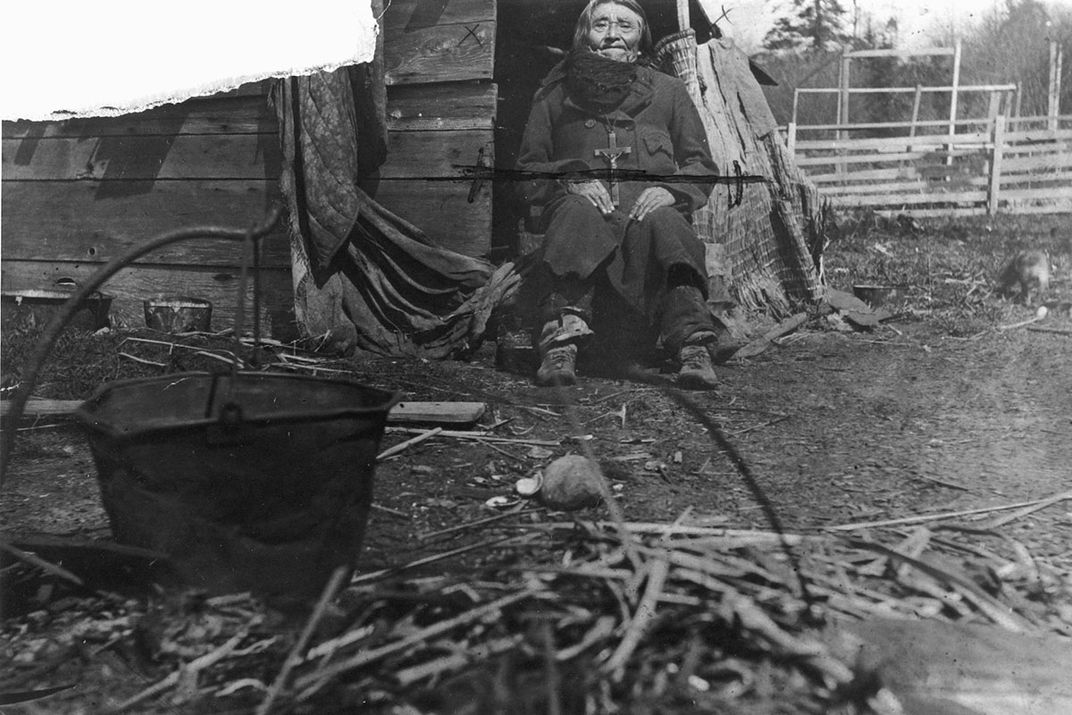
586, 2, 642, 63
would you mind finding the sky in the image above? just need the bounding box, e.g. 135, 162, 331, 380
1, 0, 377, 121
3, 0, 1072, 120
715, 0, 1063, 52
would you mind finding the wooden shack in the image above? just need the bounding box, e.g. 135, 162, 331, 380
2, 0, 803, 341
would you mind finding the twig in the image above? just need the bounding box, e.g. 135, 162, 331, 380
997, 315, 1043, 331
303, 624, 375, 662
910, 473, 973, 491
293, 591, 532, 691
370, 503, 408, 519
847, 539, 1027, 632
976, 489, 1072, 529
824, 496, 1069, 531
350, 535, 524, 585
418, 506, 540, 541
724, 591, 854, 684
394, 634, 525, 687
118, 352, 167, 368
0, 538, 84, 587
376, 427, 442, 461
533, 521, 818, 545
604, 554, 670, 679
474, 437, 523, 460
588, 388, 635, 405
193, 350, 246, 368
107, 632, 246, 713
541, 619, 563, 715
257, 566, 349, 715
727, 414, 791, 436
1026, 326, 1072, 337
264, 362, 356, 376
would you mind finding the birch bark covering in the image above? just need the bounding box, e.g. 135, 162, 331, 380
656, 33, 824, 315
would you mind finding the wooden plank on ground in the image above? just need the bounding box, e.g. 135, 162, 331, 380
388, 401, 486, 424
1, 95, 274, 139
2, 399, 487, 425
1, 261, 294, 337
0, 180, 289, 268
387, 82, 497, 131
2, 132, 279, 181
0, 399, 82, 418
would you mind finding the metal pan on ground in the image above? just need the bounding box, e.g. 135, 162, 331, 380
143, 296, 213, 333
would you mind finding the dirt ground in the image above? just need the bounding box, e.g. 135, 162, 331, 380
2, 212, 1071, 712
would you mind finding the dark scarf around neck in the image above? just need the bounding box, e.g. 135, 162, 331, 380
565, 49, 639, 110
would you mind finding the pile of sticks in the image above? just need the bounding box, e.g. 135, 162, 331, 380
5, 492, 1070, 713
91, 501, 1069, 713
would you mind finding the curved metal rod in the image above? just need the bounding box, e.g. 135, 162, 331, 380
0, 206, 283, 484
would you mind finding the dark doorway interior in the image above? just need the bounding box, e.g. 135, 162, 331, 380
491, 0, 716, 259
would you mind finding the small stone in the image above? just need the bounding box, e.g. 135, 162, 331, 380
538, 455, 603, 511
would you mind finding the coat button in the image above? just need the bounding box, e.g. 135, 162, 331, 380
584, 119, 596, 128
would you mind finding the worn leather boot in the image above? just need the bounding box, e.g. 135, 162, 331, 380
677, 343, 718, 390
536, 343, 579, 386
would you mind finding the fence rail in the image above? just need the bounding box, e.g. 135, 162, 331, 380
790, 114, 1072, 216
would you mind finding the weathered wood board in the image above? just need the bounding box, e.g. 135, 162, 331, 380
1, 96, 275, 139
1, 180, 289, 268
2, 132, 280, 181
382, 0, 496, 86
387, 82, 497, 131
2, 399, 487, 427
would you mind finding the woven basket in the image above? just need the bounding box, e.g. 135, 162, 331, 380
654, 29, 699, 94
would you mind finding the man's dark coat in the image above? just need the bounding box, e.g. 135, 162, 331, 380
516, 61, 718, 217
515, 59, 720, 350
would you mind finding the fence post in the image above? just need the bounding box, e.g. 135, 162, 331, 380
909, 84, 922, 152
837, 47, 851, 180
947, 40, 962, 168
1049, 40, 1062, 132
787, 121, 797, 157
988, 115, 1006, 215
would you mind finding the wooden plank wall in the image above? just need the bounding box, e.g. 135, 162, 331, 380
379, 0, 497, 258
1, 83, 295, 337
795, 116, 1072, 216
2, 1, 499, 340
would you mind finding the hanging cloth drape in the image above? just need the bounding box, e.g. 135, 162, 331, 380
271, 67, 517, 358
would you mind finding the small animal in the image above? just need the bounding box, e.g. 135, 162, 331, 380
998, 250, 1050, 305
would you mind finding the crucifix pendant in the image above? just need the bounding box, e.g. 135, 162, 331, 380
594, 130, 632, 208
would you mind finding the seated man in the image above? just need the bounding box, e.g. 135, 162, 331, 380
515, 0, 723, 389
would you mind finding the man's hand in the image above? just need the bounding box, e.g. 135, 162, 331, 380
629, 187, 674, 221
565, 179, 614, 214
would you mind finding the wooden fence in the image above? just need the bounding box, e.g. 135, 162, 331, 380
789, 115, 1072, 216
